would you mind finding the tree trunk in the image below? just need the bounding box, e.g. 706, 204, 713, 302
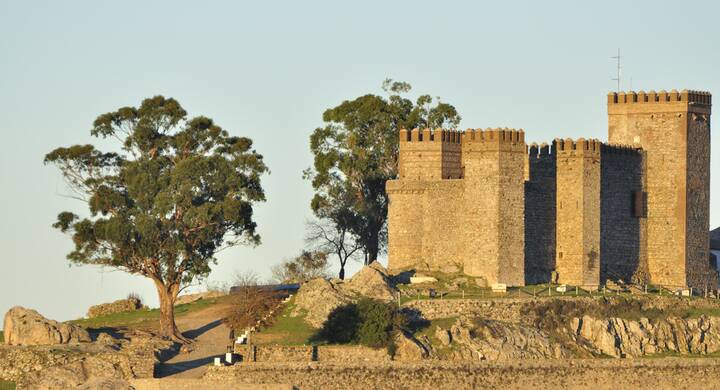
338, 266, 345, 280
367, 231, 379, 264
154, 279, 190, 343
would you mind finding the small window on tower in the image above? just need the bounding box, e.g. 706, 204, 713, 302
633, 191, 647, 218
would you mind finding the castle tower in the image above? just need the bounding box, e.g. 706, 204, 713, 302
461, 128, 526, 285
608, 90, 715, 289
555, 138, 601, 287
397, 128, 462, 180
387, 128, 462, 271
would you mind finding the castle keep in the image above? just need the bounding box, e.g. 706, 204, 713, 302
386, 90, 717, 289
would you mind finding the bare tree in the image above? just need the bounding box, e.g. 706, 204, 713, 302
271, 250, 331, 283
306, 218, 363, 280
233, 270, 260, 287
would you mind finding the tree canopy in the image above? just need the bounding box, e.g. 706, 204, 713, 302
305, 79, 461, 263
45, 96, 268, 341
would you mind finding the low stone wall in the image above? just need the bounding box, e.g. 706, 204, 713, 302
175, 291, 226, 306
87, 298, 144, 318
404, 298, 526, 321
235, 345, 388, 363
205, 359, 720, 389
316, 345, 389, 362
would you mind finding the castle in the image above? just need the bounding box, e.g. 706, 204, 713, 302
386, 89, 717, 289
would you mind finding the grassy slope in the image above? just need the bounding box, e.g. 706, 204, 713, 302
69, 296, 227, 330
0, 381, 15, 390
251, 297, 317, 345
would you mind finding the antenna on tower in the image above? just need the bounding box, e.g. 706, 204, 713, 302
611, 48, 621, 92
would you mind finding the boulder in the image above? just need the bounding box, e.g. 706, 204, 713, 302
87, 298, 144, 318
435, 326, 452, 346
4, 306, 91, 346
392, 331, 428, 361
343, 261, 396, 301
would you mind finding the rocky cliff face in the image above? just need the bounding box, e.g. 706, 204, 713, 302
570, 315, 720, 358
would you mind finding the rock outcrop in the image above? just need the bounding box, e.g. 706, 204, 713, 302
392, 331, 428, 361
293, 279, 351, 328
87, 298, 145, 318
3, 306, 91, 346
293, 262, 398, 328
571, 315, 720, 357
343, 262, 396, 301
446, 317, 567, 361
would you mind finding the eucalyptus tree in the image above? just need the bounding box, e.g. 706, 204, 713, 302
45, 96, 268, 342
306, 80, 461, 263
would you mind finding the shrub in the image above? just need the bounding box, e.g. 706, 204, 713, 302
126, 292, 143, 306
312, 298, 406, 348
313, 304, 361, 344
223, 287, 281, 331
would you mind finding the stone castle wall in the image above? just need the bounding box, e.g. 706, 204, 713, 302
599, 145, 645, 284
388, 89, 713, 289
524, 143, 556, 284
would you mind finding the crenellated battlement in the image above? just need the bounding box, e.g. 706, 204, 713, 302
608, 89, 711, 106
555, 138, 601, 155
399, 128, 463, 143
601, 143, 643, 155
461, 128, 525, 144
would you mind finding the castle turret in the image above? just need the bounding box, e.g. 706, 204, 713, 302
398, 128, 462, 180
608, 90, 715, 289
461, 128, 526, 286
555, 138, 602, 287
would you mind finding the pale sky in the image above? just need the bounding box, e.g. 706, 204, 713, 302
2, 0, 720, 321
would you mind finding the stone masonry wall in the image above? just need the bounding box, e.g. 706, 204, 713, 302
600, 145, 645, 284
234, 345, 388, 363
205, 359, 720, 389
555, 139, 601, 287
386, 180, 425, 271
421, 180, 465, 272
524, 143, 556, 284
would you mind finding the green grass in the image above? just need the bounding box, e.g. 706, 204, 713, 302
69, 296, 226, 330
252, 297, 317, 345
0, 331, 4, 343
0, 380, 15, 390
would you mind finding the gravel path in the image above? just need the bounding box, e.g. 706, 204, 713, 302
155, 302, 234, 378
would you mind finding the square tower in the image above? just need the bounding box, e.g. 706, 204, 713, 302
555, 138, 602, 287
608, 90, 716, 289
461, 129, 526, 286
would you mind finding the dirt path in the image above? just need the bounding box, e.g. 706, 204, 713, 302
155, 302, 234, 378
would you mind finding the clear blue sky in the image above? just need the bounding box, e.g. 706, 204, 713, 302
2, 0, 719, 321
